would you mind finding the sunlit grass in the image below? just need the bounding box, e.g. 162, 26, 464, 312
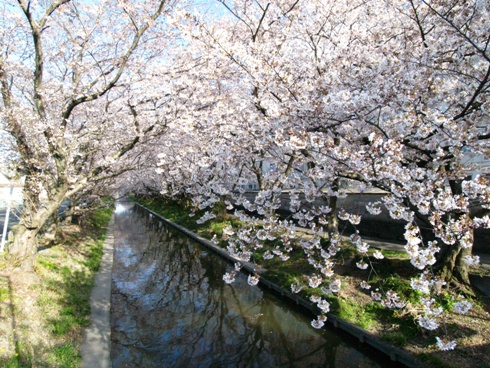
1, 205, 113, 367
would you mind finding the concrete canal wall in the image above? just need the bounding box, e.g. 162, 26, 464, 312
241, 191, 490, 254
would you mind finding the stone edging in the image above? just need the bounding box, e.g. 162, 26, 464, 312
81, 215, 114, 368
134, 202, 421, 368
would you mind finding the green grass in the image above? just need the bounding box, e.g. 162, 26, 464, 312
14, 204, 114, 367
419, 353, 461, 368
49, 342, 81, 368
132, 195, 243, 241
0, 286, 9, 302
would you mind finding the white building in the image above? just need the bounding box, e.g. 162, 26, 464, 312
0, 172, 23, 208
463, 152, 490, 180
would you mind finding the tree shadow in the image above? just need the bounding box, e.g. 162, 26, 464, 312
469, 274, 490, 315
0, 275, 21, 366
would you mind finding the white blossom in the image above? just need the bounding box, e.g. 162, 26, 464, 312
196, 211, 216, 224
223, 272, 236, 284
356, 242, 370, 254
453, 300, 472, 315
366, 202, 382, 215
263, 251, 274, 260
356, 260, 369, 270
291, 282, 304, 294
371, 290, 382, 301
348, 214, 361, 225
360, 281, 371, 290
311, 317, 325, 329
435, 337, 457, 351
418, 316, 439, 331
317, 299, 331, 313
279, 253, 290, 261
411, 277, 430, 294
329, 279, 341, 293
463, 255, 480, 266
247, 274, 260, 286
308, 275, 323, 288
338, 210, 349, 221
381, 290, 406, 309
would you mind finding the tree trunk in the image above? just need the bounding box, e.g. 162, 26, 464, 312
325, 195, 339, 239
8, 224, 39, 269
8, 182, 66, 267
323, 178, 339, 240
438, 242, 473, 295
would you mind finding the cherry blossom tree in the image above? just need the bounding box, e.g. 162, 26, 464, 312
0, 0, 178, 264
147, 0, 490, 349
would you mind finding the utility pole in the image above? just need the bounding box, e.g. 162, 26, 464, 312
1, 185, 14, 252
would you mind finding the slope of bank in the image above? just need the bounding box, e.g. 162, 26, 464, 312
0, 206, 113, 367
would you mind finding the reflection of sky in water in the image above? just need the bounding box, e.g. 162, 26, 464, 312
111, 202, 389, 368
114, 203, 127, 214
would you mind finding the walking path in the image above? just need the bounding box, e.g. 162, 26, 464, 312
354, 235, 490, 297
80, 215, 114, 368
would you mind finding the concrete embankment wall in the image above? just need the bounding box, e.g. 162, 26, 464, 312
241, 191, 490, 254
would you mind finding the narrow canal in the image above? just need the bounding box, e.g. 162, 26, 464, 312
110, 202, 393, 367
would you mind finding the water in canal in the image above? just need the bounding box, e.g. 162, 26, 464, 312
111, 202, 391, 367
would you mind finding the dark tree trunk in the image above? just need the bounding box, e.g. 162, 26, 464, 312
438, 241, 473, 295
8, 181, 66, 268
326, 195, 339, 239
9, 225, 39, 269
323, 178, 340, 240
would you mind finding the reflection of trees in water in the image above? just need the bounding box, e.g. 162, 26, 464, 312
111, 203, 381, 368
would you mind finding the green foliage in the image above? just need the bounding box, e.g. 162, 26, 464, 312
377, 274, 420, 304
132, 195, 243, 243
132, 195, 201, 231
381, 331, 408, 346
0, 355, 29, 368
376, 249, 410, 260
372, 257, 417, 279
419, 353, 460, 368
261, 248, 314, 290
85, 204, 114, 229
211, 200, 228, 222
333, 299, 380, 330
36, 258, 59, 271
0, 287, 9, 302
49, 343, 81, 368
38, 262, 95, 338
83, 240, 104, 272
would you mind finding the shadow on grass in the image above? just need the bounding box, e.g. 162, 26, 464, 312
0, 275, 22, 367
418, 341, 490, 368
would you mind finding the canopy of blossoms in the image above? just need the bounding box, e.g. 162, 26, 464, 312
149, 0, 490, 350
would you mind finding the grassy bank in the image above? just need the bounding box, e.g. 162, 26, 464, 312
0, 205, 113, 367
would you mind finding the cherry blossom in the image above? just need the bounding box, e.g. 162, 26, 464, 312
435, 337, 457, 351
